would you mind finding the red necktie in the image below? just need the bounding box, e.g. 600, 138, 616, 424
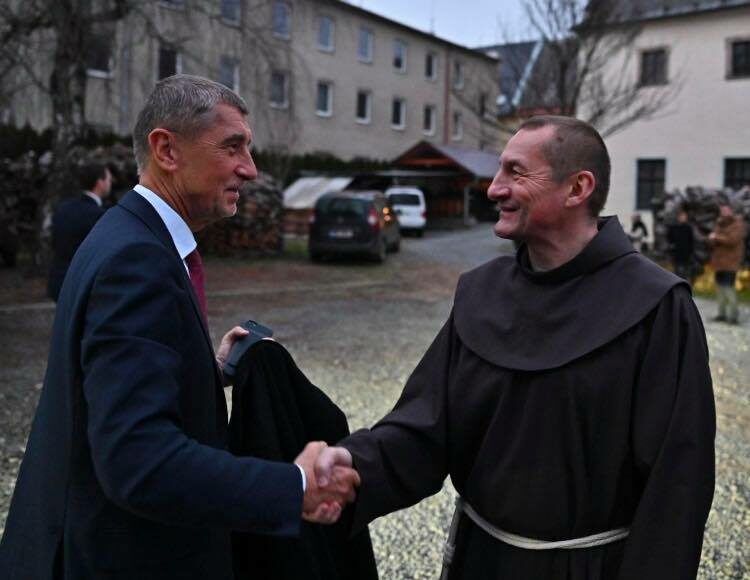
185, 248, 208, 322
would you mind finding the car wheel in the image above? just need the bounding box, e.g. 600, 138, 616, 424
310, 251, 322, 262
390, 237, 400, 253
416, 229, 424, 238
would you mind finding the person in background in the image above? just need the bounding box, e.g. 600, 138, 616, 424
628, 212, 649, 253
708, 203, 746, 324
667, 209, 695, 285
47, 162, 112, 301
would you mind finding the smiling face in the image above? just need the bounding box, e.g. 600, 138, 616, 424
173, 103, 257, 229
487, 126, 570, 242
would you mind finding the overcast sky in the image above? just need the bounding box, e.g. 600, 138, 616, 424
343, 0, 534, 48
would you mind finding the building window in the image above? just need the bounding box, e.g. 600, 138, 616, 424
316, 81, 333, 116
391, 98, 406, 130
272, 2, 291, 38
270, 71, 289, 108
423, 104, 436, 135
86, 33, 113, 77
452, 60, 464, 89
479, 92, 489, 118
221, 0, 241, 24
356, 90, 372, 124
160, 0, 185, 8
425, 52, 437, 80
640, 48, 668, 86
451, 110, 463, 140
358, 27, 373, 63
318, 15, 335, 52
393, 40, 407, 72
158, 45, 181, 80
725, 158, 750, 190
729, 39, 750, 78
219, 56, 239, 91
636, 159, 665, 210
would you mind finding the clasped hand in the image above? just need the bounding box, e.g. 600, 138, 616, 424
294, 442, 358, 524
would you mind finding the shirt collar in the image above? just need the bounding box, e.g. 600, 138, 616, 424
133, 184, 196, 260
83, 191, 103, 207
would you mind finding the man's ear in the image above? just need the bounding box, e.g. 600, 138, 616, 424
565, 170, 596, 209
147, 128, 180, 173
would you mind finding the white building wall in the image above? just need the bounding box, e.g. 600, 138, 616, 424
597, 7, 750, 234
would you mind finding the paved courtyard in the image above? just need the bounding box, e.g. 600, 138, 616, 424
0, 225, 747, 578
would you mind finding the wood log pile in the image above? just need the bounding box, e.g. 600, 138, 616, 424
651, 186, 750, 269
198, 173, 283, 256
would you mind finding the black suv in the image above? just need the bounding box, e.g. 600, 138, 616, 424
308, 191, 401, 262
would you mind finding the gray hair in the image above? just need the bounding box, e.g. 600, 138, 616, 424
132, 74, 249, 174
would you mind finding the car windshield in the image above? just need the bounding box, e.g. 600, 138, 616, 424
317, 197, 369, 218
388, 193, 420, 206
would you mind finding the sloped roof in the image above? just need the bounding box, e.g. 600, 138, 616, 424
394, 141, 499, 180
283, 176, 353, 209
479, 40, 576, 116
587, 0, 750, 25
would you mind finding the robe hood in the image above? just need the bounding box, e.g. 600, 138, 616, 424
454, 217, 685, 371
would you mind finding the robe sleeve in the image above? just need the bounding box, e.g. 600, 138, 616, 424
618, 285, 715, 579
340, 312, 458, 532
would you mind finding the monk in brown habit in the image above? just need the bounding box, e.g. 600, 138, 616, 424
317, 116, 715, 579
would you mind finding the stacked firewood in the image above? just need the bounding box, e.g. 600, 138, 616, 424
651, 186, 750, 269
198, 173, 283, 256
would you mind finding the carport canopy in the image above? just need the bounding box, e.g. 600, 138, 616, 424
283, 176, 354, 209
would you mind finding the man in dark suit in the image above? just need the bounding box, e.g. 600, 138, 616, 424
47, 162, 112, 301
0, 74, 358, 580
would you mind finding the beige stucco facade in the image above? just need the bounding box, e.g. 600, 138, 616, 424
5, 0, 501, 162
589, 6, 750, 234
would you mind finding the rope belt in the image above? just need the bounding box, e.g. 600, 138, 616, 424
440, 498, 630, 580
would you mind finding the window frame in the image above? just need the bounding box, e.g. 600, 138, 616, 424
727, 37, 750, 79
220, 0, 241, 26
272, 2, 291, 39
639, 47, 669, 87
356, 89, 372, 125
724, 158, 750, 190
157, 44, 182, 81
393, 39, 408, 73
425, 51, 438, 81
316, 80, 334, 117
358, 26, 374, 63
452, 59, 464, 90
451, 110, 463, 141
391, 97, 406, 130
318, 15, 335, 52
423, 104, 436, 136
86, 32, 114, 79
635, 158, 666, 210
218, 55, 240, 91
269, 70, 290, 109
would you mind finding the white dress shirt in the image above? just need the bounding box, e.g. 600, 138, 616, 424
83, 190, 103, 207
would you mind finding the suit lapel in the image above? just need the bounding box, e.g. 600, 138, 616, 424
118, 191, 221, 384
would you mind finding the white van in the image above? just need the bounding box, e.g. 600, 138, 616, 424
385, 187, 426, 237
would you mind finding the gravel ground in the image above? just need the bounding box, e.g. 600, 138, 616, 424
0, 226, 747, 578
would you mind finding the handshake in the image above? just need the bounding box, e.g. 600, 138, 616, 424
294, 442, 357, 524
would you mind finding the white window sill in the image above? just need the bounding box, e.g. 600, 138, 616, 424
356, 118, 371, 125
270, 102, 290, 110
391, 124, 406, 131
87, 69, 114, 79
316, 110, 333, 118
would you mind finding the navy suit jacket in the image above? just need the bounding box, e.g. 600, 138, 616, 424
47, 193, 105, 301
0, 191, 303, 579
